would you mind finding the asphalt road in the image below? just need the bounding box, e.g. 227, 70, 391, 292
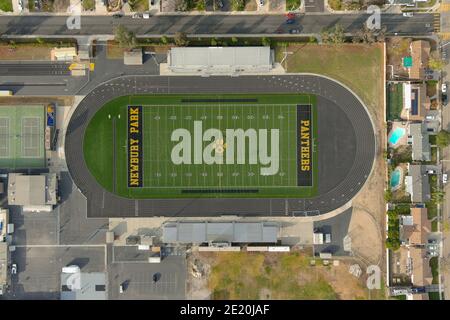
0, 14, 435, 36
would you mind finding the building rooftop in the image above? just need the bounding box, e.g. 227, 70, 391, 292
0, 242, 8, 289
124, 48, 143, 65
409, 122, 431, 161
400, 207, 431, 245
163, 221, 279, 244
410, 247, 433, 287
405, 165, 431, 203
167, 47, 273, 74
60, 272, 107, 300
8, 173, 57, 211
409, 40, 430, 80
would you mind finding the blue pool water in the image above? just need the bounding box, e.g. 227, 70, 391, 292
389, 128, 406, 145
390, 169, 401, 189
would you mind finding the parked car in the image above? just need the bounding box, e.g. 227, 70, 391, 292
259, 0, 264, 6
11, 264, 17, 275
143, 13, 150, 19
443, 173, 448, 184
119, 284, 124, 293
443, 93, 448, 106
403, 12, 413, 17
112, 13, 124, 18
217, 0, 224, 8
427, 169, 436, 174
410, 287, 426, 294
289, 29, 300, 34
442, 83, 447, 93
152, 272, 161, 283
18, 0, 23, 11
132, 13, 142, 19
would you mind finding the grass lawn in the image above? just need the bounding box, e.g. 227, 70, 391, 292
428, 292, 441, 300
84, 93, 318, 199
387, 83, 403, 121
429, 257, 439, 285
0, 0, 12, 11
275, 43, 384, 117
208, 252, 337, 299
418, 0, 437, 8
82, 0, 95, 10
286, 0, 301, 11
128, 0, 149, 11
429, 135, 437, 145
327, 0, 342, 10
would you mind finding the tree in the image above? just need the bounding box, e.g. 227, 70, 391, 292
211, 38, 218, 46
115, 25, 137, 49
428, 56, 446, 71
431, 191, 445, 204
321, 24, 345, 44
160, 35, 169, 45
174, 32, 189, 47
436, 130, 450, 148
261, 37, 271, 47
231, 0, 245, 11
231, 37, 239, 45
353, 24, 376, 44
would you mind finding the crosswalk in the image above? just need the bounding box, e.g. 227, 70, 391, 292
434, 13, 441, 32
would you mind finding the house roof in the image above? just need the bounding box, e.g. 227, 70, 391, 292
401, 208, 431, 245
410, 247, 433, 287
407, 165, 431, 203
409, 122, 431, 161
409, 40, 430, 80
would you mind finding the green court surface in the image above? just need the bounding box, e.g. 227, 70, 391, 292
83, 94, 318, 199
0, 105, 45, 169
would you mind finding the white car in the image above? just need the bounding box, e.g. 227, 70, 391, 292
11, 264, 17, 275
143, 13, 150, 19
18, 0, 23, 11
442, 83, 447, 93
403, 12, 413, 17
259, 0, 264, 6
443, 174, 448, 184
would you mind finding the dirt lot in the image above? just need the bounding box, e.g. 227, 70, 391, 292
0, 44, 52, 61
187, 251, 384, 300
386, 37, 411, 79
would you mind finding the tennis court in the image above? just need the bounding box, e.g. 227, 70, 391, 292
0, 105, 45, 169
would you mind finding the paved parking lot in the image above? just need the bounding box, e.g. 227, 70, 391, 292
9, 207, 58, 246
109, 255, 186, 300
5, 246, 105, 300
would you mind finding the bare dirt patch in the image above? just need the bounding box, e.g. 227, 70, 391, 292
0, 45, 51, 61
187, 250, 382, 300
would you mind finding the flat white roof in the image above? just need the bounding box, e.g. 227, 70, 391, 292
169, 47, 272, 69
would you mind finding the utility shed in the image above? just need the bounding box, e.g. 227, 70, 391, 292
124, 48, 143, 65
162, 221, 279, 244
167, 47, 274, 74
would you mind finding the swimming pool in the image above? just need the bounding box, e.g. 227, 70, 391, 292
390, 168, 402, 190
389, 127, 406, 145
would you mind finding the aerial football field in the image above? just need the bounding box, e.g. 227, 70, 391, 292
83, 94, 317, 199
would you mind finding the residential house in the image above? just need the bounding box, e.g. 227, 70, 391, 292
407, 40, 431, 80
405, 165, 431, 203
410, 247, 433, 286
400, 207, 432, 246
401, 83, 430, 121
408, 123, 431, 162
